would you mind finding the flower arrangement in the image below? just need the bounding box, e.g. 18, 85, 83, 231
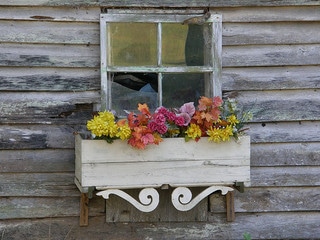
86, 96, 252, 149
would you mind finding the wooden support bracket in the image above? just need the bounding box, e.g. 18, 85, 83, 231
226, 191, 235, 222
80, 193, 89, 226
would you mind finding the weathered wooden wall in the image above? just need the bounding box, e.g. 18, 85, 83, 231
0, 1, 319, 239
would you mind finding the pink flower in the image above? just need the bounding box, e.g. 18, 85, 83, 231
141, 133, 154, 145
180, 102, 195, 117
176, 113, 191, 126
165, 111, 176, 122
153, 113, 166, 125
157, 124, 168, 134
147, 121, 158, 132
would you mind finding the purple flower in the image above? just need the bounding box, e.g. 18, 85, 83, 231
180, 102, 195, 117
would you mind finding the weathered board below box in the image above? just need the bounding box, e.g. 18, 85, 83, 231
74, 134, 250, 192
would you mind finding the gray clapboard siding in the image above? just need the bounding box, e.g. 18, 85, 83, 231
223, 44, 320, 67
0, 6, 100, 22
0, 91, 99, 124
222, 66, 320, 91
0, 125, 80, 149
210, 186, 320, 212
220, 6, 320, 22
251, 142, 320, 167
2, 90, 319, 123
0, 43, 99, 68
1, 0, 319, 7
249, 122, 320, 143
0, 67, 100, 91
223, 22, 320, 45
0, 173, 78, 197
0, 21, 99, 44
236, 90, 320, 122
2, 44, 318, 68
0, 149, 75, 172
251, 166, 320, 187
0, 197, 80, 219
2, 6, 320, 23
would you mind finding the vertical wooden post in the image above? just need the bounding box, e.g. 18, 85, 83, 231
226, 191, 235, 222
80, 193, 89, 226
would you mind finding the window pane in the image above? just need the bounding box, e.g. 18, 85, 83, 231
162, 24, 212, 67
110, 73, 158, 115
162, 73, 205, 107
108, 23, 157, 66
162, 23, 188, 66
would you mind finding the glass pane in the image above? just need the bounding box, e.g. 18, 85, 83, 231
110, 72, 158, 115
162, 23, 188, 66
108, 23, 157, 66
162, 73, 206, 108
162, 23, 212, 67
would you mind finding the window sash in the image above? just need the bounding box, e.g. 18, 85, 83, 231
100, 12, 222, 111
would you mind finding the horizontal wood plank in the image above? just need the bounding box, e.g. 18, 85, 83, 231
0, 67, 100, 91
0, 149, 75, 172
0, 6, 100, 22
251, 166, 320, 187
0, 43, 99, 68
223, 22, 320, 45
0, 125, 82, 149
1, 43, 319, 68
251, 142, 320, 167
248, 121, 320, 143
1, 21, 319, 46
1, 0, 319, 7
236, 90, 320, 122
0, 213, 319, 239
0, 91, 98, 124
0, 197, 80, 219
2, 6, 320, 23
219, 6, 320, 22
0, 173, 78, 197
0, 21, 99, 44
210, 186, 320, 213
223, 44, 320, 67
222, 66, 320, 91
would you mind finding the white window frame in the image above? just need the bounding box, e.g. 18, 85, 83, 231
100, 11, 222, 111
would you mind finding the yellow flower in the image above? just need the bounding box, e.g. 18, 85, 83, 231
185, 123, 202, 140
86, 111, 118, 138
206, 127, 221, 143
227, 114, 239, 126
219, 125, 233, 141
117, 123, 131, 140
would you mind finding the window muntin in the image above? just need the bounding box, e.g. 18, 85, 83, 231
100, 12, 222, 114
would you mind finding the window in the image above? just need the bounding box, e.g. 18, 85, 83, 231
100, 10, 222, 115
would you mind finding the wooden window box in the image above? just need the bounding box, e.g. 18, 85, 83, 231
74, 134, 250, 225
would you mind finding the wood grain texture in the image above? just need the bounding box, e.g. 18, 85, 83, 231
0, 91, 98, 124
0, 149, 75, 172
1, 0, 319, 7
0, 67, 100, 91
0, 6, 100, 22
0, 173, 78, 197
248, 121, 320, 143
0, 21, 99, 44
0, 43, 99, 68
222, 66, 320, 91
251, 142, 320, 167
210, 186, 320, 213
236, 90, 320, 122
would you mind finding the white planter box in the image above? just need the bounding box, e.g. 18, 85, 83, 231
74, 134, 250, 192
